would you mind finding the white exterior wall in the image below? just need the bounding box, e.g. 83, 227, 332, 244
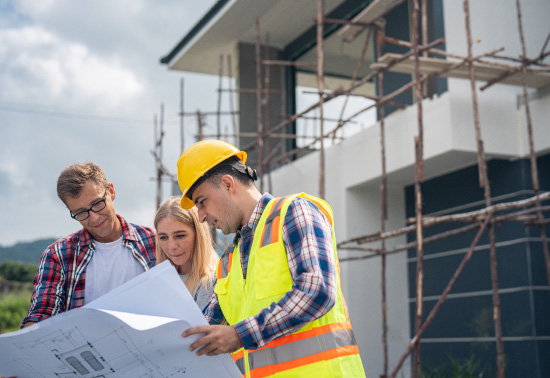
267, 1, 550, 376
444, 0, 550, 159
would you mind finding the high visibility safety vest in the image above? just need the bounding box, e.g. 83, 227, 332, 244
214, 193, 366, 378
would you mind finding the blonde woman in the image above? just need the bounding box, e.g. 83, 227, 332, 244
154, 197, 218, 310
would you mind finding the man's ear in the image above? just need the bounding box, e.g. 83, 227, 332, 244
220, 174, 235, 193
108, 182, 116, 201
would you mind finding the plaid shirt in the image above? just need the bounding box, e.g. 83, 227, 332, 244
23, 214, 156, 325
204, 193, 338, 350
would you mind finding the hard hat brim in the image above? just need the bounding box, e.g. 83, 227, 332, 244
180, 195, 195, 210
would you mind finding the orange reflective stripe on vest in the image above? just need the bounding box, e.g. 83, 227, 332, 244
242, 321, 357, 375
252, 321, 354, 350
250, 346, 360, 378
232, 349, 246, 377
217, 247, 234, 280
258, 196, 285, 248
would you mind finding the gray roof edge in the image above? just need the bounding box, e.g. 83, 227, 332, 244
160, 0, 232, 65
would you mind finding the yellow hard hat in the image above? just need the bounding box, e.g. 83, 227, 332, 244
177, 140, 247, 209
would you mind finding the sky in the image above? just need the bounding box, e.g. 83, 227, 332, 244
0, 0, 220, 246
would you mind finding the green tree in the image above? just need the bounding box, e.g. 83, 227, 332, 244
0, 261, 37, 282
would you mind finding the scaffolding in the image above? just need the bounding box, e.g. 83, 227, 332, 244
157, 1, 550, 377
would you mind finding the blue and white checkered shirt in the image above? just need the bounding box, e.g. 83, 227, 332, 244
204, 193, 338, 350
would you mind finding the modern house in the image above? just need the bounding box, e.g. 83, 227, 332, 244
161, 1, 550, 376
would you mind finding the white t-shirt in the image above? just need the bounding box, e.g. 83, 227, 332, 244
84, 236, 145, 304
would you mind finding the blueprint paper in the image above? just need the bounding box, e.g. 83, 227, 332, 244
84, 260, 206, 325
0, 261, 242, 378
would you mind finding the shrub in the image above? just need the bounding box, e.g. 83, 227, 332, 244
0, 261, 36, 282
0, 292, 32, 334
420, 354, 492, 378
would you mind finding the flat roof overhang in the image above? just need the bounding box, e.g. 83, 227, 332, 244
160, 0, 377, 89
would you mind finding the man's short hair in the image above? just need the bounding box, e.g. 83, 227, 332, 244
57, 162, 109, 204
187, 156, 256, 200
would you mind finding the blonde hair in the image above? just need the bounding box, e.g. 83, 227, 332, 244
154, 197, 218, 295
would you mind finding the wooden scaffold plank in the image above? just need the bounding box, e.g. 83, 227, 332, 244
373, 52, 550, 88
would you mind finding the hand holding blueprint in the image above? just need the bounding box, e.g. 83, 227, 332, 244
0, 261, 242, 378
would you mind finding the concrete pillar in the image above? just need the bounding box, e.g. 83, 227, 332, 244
236, 42, 289, 175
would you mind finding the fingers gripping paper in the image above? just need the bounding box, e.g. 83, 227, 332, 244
0, 261, 242, 378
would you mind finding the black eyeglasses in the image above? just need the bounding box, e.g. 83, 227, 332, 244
70, 189, 108, 221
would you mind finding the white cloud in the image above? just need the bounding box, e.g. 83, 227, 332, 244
0, 0, 220, 246
0, 26, 143, 110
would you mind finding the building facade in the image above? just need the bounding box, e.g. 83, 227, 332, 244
162, 1, 550, 376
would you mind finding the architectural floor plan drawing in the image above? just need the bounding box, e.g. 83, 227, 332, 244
0, 262, 242, 378
12, 322, 164, 377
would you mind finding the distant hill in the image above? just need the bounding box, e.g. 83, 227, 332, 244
0, 238, 57, 264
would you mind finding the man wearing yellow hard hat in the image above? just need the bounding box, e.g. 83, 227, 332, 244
179, 140, 366, 378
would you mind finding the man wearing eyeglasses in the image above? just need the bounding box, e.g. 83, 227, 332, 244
21, 162, 156, 328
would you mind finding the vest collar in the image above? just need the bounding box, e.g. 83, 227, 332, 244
240, 192, 273, 240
